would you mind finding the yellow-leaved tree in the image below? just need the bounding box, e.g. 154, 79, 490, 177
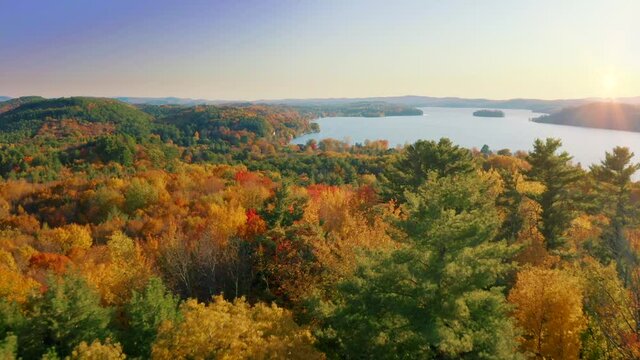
509, 266, 586, 359
0, 249, 38, 303
68, 339, 126, 360
513, 197, 555, 267
151, 296, 324, 360
303, 186, 394, 280
84, 231, 152, 305
39, 224, 92, 254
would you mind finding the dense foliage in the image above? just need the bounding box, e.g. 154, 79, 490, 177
1, 98, 640, 358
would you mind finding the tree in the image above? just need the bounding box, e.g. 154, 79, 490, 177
590, 146, 640, 279
95, 134, 136, 166
0, 334, 17, 360
495, 169, 545, 245
381, 138, 475, 202
124, 178, 159, 214
0, 251, 39, 303
151, 296, 323, 360
261, 181, 306, 229
84, 231, 152, 305
508, 266, 586, 359
580, 258, 640, 359
121, 277, 180, 359
0, 300, 24, 342
526, 138, 582, 250
19, 273, 113, 359
39, 224, 93, 254
0, 300, 21, 360
68, 339, 126, 360
303, 186, 393, 283
313, 173, 521, 359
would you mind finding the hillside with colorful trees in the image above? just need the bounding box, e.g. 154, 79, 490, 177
1, 97, 640, 359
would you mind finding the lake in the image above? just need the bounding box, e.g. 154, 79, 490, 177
292, 107, 640, 167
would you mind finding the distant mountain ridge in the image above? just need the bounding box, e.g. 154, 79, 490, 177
256, 96, 640, 113
0, 96, 11, 102
115, 97, 229, 106
5, 94, 640, 115
113, 95, 640, 113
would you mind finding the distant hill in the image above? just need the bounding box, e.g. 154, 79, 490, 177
293, 101, 423, 118
116, 96, 229, 106
0, 96, 11, 102
257, 96, 640, 113
256, 96, 557, 112
142, 103, 316, 146
114, 95, 612, 113
5, 94, 640, 115
533, 102, 640, 132
0, 97, 152, 142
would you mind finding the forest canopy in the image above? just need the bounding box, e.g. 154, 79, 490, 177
1, 98, 640, 359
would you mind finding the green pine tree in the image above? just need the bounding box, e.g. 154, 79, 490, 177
381, 138, 475, 202
122, 277, 181, 358
313, 173, 521, 359
19, 273, 113, 359
526, 138, 582, 250
590, 146, 640, 281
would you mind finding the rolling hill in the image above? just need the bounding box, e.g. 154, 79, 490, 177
0, 97, 153, 142
0, 96, 45, 114
116, 96, 228, 106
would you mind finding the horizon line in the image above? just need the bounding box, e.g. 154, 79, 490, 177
2, 93, 639, 104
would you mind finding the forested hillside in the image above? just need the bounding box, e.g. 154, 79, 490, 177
534, 102, 640, 132
1, 98, 640, 359
292, 101, 423, 117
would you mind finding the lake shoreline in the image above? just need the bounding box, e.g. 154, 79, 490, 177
292, 107, 640, 169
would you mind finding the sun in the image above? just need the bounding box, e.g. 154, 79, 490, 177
602, 74, 617, 98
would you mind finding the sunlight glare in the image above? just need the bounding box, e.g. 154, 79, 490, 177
602, 73, 617, 98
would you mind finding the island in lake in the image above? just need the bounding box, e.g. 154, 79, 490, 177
473, 109, 505, 117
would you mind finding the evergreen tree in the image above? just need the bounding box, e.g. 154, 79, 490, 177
261, 181, 306, 228
122, 277, 180, 358
19, 273, 112, 359
496, 170, 525, 243
0, 300, 24, 341
313, 173, 521, 359
590, 146, 640, 279
526, 138, 582, 250
382, 138, 475, 202
94, 134, 136, 166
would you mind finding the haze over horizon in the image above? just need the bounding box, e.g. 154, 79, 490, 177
2, 0, 639, 101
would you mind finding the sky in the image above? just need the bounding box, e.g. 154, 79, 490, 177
1, 0, 639, 100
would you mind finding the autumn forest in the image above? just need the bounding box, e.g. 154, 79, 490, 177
0, 96, 640, 359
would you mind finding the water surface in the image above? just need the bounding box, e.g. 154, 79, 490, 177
293, 107, 640, 167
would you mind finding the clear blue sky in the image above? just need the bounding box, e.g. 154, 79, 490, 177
1, 0, 638, 100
